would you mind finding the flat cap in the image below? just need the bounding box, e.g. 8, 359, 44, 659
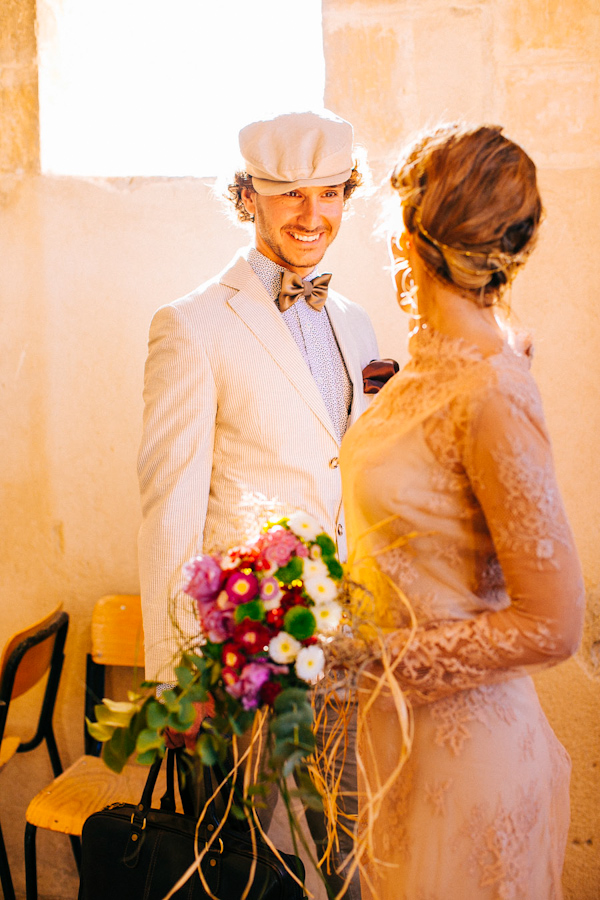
239, 109, 354, 196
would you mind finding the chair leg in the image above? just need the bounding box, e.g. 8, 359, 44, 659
0, 818, 16, 900
68, 834, 81, 873
24, 821, 38, 900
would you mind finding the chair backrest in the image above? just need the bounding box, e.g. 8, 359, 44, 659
85, 595, 144, 755
90, 594, 144, 668
0, 605, 69, 775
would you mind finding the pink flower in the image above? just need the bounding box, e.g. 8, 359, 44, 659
225, 661, 288, 710
225, 571, 259, 605
183, 555, 222, 601
197, 601, 234, 643
257, 528, 302, 569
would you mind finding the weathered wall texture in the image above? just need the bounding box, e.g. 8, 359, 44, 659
1, 1, 599, 898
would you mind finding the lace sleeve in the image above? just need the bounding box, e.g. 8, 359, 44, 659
386, 377, 585, 706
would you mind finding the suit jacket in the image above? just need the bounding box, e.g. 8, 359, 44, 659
138, 252, 379, 680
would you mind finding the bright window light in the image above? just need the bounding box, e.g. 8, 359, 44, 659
37, 0, 325, 176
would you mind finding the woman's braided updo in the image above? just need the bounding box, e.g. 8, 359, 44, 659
391, 124, 543, 305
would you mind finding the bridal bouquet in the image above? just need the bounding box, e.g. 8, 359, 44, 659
87, 512, 345, 813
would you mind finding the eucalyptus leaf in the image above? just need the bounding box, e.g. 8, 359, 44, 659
136, 749, 159, 766
198, 733, 218, 766
95, 703, 136, 729
85, 718, 114, 742
146, 700, 169, 729
136, 728, 166, 753
273, 687, 310, 713
175, 665, 195, 688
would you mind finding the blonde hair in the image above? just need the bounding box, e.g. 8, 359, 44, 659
391, 124, 543, 305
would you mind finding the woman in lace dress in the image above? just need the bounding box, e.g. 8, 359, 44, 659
339, 125, 585, 900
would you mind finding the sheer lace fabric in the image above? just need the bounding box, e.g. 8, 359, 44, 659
340, 326, 584, 900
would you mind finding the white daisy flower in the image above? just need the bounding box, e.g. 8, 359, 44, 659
287, 511, 322, 542
303, 557, 329, 580
309, 544, 322, 560
295, 645, 325, 683
313, 600, 343, 633
304, 575, 338, 604
269, 631, 301, 664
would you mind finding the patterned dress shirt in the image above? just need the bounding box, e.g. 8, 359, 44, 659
247, 248, 353, 443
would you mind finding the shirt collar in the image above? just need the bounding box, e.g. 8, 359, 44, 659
246, 247, 320, 302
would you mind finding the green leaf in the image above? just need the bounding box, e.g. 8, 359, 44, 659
160, 689, 179, 709
316, 534, 336, 556
275, 556, 303, 584
85, 718, 114, 742
282, 750, 309, 777
270, 706, 314, 737
177, 696, 196, 728
146, 700, 169, 730
273, 686, 311, 713
136, 728, 165, 753
185, 683, 209, 704
102, 726, 137, 773
198, 733, 218, 766
324, 557, 344, 580
175, 665, 195, 688
290, 785, 323, 811
233, 600, 265, 624
136, 749, 159, 766
186, 653, 206, 669
94, 701, 137, 729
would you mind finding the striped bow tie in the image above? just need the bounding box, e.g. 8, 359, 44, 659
278, 271, 332, 312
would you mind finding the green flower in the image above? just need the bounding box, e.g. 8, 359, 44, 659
283, 605, 316, 641
234, 599, 266, 624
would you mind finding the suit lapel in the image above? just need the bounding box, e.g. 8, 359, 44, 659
222, 258, 338, 443
325, 295, 368, 427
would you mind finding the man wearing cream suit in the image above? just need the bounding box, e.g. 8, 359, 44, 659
138, 109, 378, 899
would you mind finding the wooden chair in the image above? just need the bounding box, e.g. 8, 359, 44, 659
24, 594, 159, 900
0, 605, 69, 900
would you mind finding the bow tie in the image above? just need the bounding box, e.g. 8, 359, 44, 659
278, 271, 332, 312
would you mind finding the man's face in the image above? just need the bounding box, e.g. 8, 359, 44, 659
241, 184, 345, 276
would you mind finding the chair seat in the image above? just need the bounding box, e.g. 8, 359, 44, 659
26, 755, 178, 836
0, 735, 21, 769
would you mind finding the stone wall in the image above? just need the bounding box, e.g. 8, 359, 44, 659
1, 1, 599, 897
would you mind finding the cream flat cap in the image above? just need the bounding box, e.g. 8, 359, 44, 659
239, 110, 354, 196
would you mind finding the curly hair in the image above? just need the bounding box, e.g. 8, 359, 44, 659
390, 124, 543, 305
225, 163, 364, 223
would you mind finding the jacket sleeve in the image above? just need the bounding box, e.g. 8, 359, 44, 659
385, 382, 585, 705
137, 303, 217, 682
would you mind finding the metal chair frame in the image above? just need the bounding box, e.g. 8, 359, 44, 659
0, 609, 69, 900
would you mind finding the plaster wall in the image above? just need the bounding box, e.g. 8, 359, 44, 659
1, 0, 599, 897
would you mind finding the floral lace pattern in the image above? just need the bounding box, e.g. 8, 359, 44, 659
341, 325, 584, 899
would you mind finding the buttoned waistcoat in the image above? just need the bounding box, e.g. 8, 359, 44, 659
138, 253, 379, 681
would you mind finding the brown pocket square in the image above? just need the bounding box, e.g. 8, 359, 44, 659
362, 358, 400, 394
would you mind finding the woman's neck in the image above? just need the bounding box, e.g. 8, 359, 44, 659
415, 265, 506, 356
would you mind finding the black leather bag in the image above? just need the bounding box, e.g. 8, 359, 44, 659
77, 750, 305, 900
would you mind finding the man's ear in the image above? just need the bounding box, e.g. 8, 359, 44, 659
241, 188, 257, 219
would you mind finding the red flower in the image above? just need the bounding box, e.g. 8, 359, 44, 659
234, 620, 271, 654
281, 589, 305, 612
266, 609, 284, 628
261, 681, 283, 707
302, 635, 319, 646
222, 666, 240, 687
221, 643, 246, 669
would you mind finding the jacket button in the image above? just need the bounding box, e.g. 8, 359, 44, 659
337, 523, 344, 536
329, 457, 339, 469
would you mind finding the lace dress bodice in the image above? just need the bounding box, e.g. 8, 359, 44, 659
340, 325, 585, 706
